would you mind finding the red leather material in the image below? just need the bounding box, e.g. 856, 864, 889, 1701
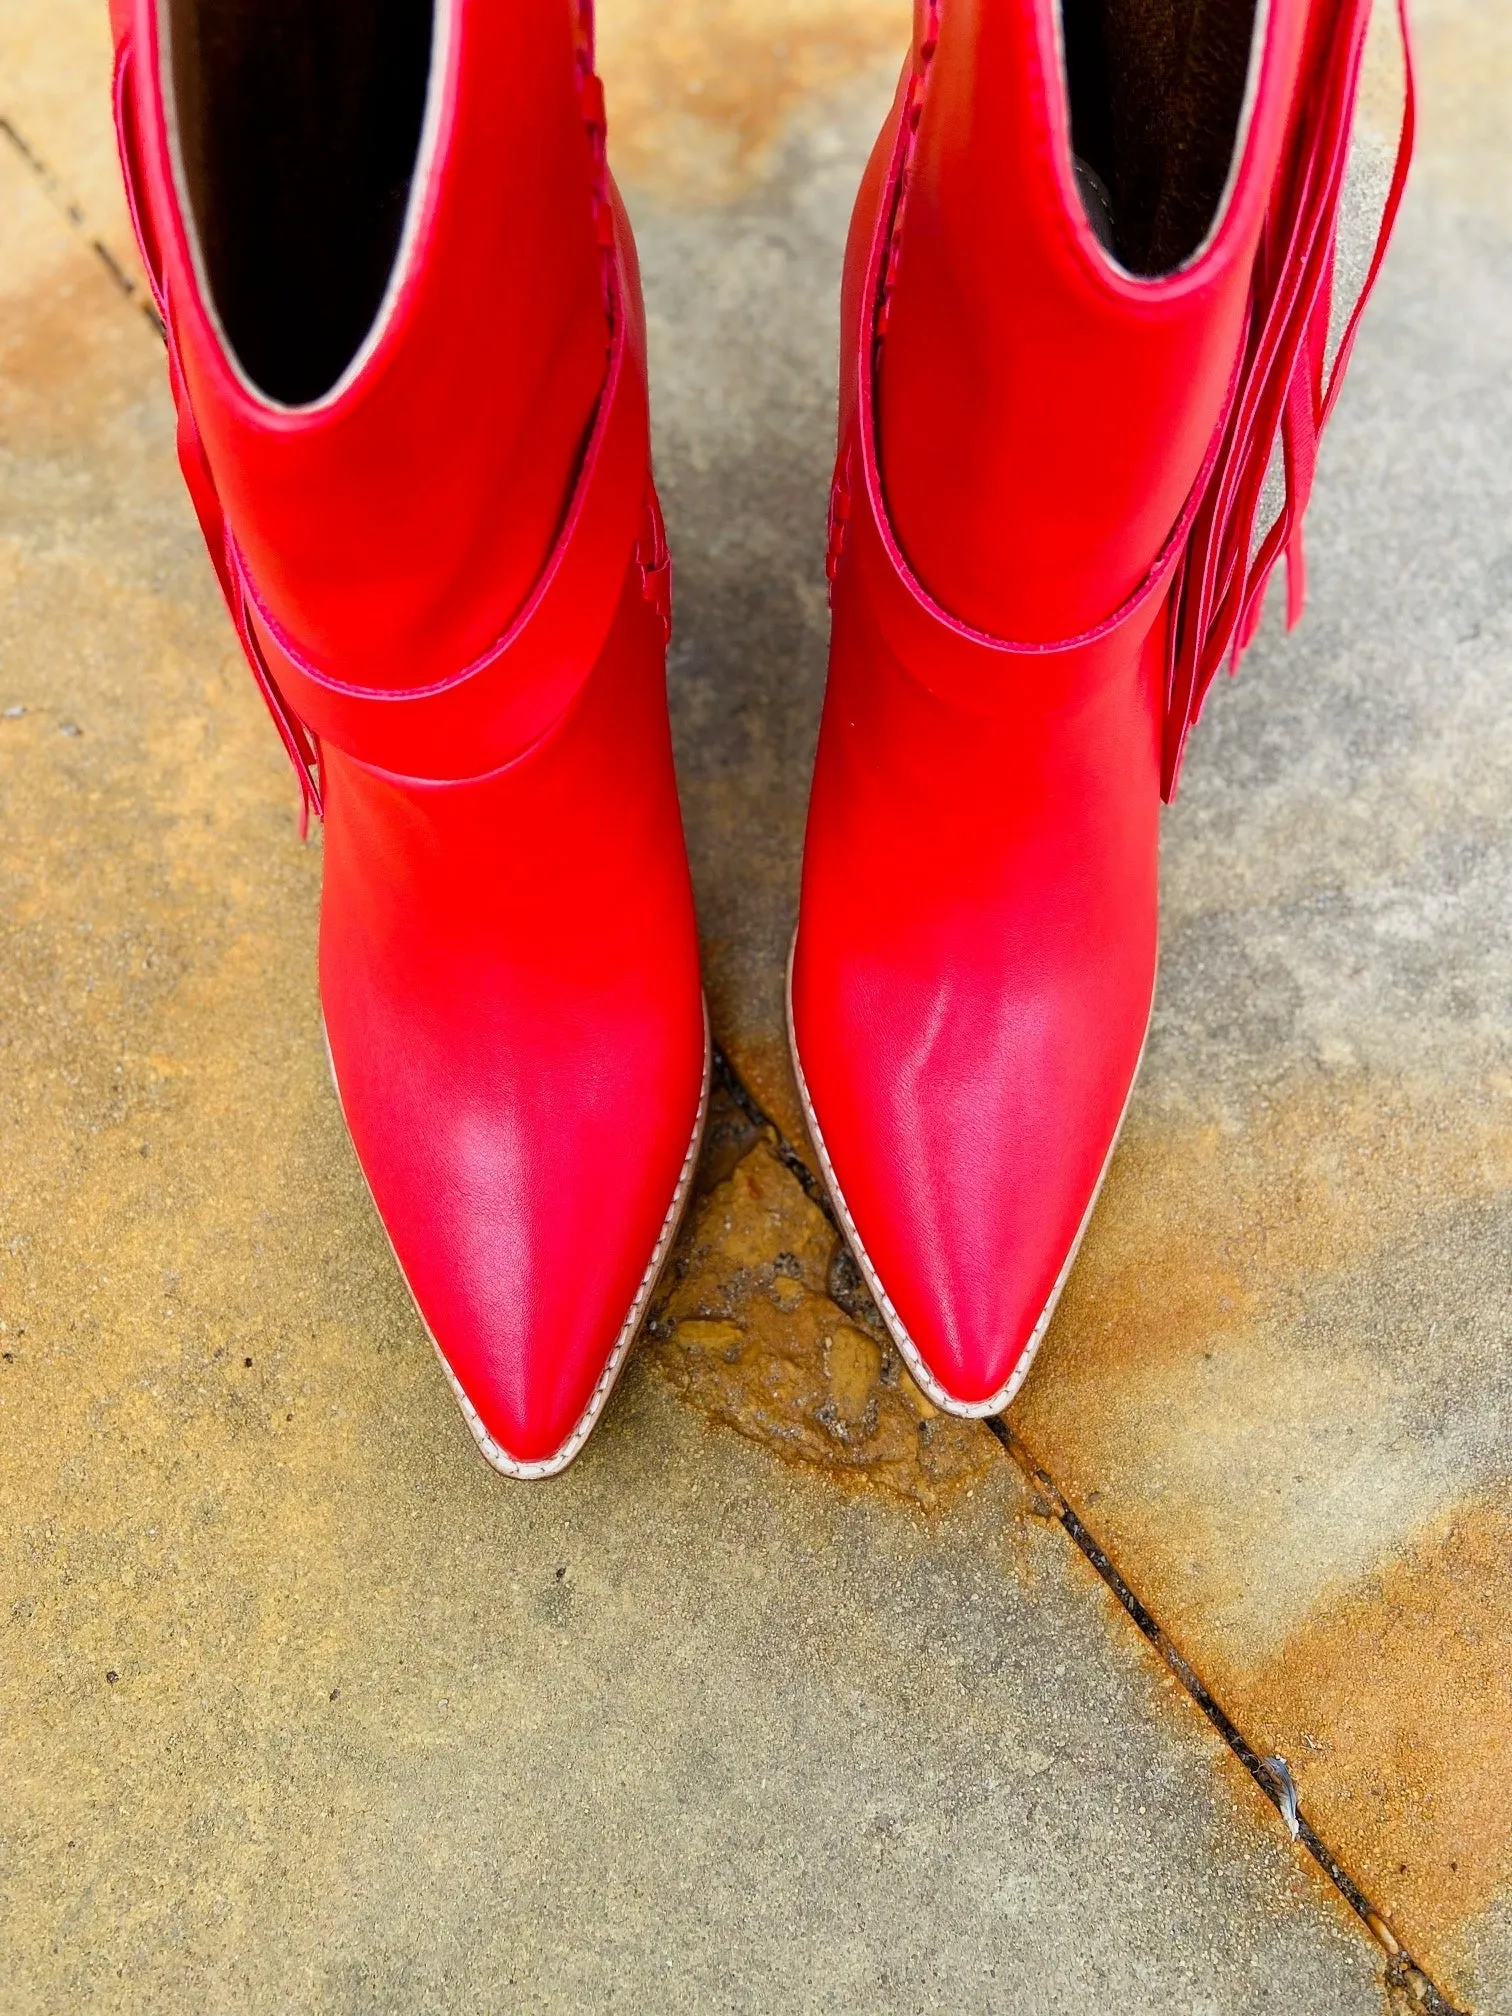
795, 0, 1407, 1414
795, 116, 1173, 1407
242, 284, 651, 783
878, 0, 1307, 641
111, 0, 706, 1472
318, 568, 705, 1468
795, 550, 1165, 1410
120, 0, 610, 691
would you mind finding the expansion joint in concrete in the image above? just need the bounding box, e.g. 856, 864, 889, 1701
0, 109, 163, 336
989, 1420, 1466, 2016
716, 1045, 1468, 2016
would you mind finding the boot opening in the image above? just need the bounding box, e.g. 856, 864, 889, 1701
164, 0, 437, 407
1060, 0, 1263, 275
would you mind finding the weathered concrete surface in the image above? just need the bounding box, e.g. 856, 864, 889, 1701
1, 0, 1500, 2007
599, 0, 908, 204
0, 153, 1386, 2011
0, 0, 145, 296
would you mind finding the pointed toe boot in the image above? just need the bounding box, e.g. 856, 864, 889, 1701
112, 0, 707, 1475
310, 490, 708, 1476
792, 0, 1412, 1413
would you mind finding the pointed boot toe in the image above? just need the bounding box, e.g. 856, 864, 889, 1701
790, 930, 1145, 1414
318, 717, 710, 1476
424, 1050, 707, 1476
329, 960, 708, 1478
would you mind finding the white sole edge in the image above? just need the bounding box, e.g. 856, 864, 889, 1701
785, 937, 1148, 1419
324, 1001, 711, 1480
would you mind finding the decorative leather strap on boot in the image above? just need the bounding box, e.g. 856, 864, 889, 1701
828, 0, 1415, 792
236, 308, 652, 785
826, 4, 1231, 720
835, 403, 1196, 717
111, 15, 660, 817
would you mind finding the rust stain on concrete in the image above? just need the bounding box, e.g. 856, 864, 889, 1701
651, 1136, 997, 1508
1243, 1488, 1512, 2004
720, 1021, 811, 1161
1018, 1064, 1512, 1559
1013, 1060, 1512, 1977
0, 230, 140, 455
1056, 1064, 1507, 1346
598, 0, 908, 204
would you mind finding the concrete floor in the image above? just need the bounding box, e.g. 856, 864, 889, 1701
2, 1, 1508, 2010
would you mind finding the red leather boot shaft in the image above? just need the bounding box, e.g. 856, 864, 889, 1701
115, 0, 609, 688
878, 0, 1307, 638
109, 2, 710, 1474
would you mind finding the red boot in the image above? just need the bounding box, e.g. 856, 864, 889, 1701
792, 0, 1412, 1414
111, 0, 708, 1475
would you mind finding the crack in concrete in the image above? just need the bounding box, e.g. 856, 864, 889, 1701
992, 1422, 1465, 2016
0, 110, 163, 336
715, 1047, 1468, 2016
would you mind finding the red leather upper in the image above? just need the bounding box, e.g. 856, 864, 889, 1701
795, 0, 1337, 1412
315, 554, 705, 1466
112, 0, 707, 1471
795, 61, 1178, 1407
795, 549, 1168, 1409
243, 295, 653, 783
